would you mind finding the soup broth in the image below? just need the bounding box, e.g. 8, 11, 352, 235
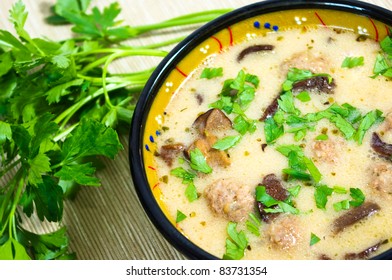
153, 27, 392, 260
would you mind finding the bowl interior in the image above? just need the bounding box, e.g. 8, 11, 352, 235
130, 0, 392, 259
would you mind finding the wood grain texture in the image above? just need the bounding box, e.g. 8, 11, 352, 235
0, 0, 390, 260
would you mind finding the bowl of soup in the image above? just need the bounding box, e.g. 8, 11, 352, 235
129, 0, 392, 260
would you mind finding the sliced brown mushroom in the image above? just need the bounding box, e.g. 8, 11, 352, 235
371, 132, 392, 159
159, 143, 186, 166
185, 135, 230, 168
257, 173, 289, 223
237, 44, 274, 62
292, 76, 335, 94
193, 108, 232, 136
344, 239, 388, 260
332, 201, 380, 234
260, 95, 280, 121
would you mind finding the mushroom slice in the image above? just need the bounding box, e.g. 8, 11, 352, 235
332, 201, 380, 234
344, 239, 388, 260
292, 76, 336, 94
193, 109, 232, 136
237, 44, 274, 62
371, 132, 392, 159
159, 143, 186, 166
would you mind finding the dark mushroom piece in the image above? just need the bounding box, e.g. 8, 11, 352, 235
159, 143, 186, 167
371, 132, 392, 159
344, 239, 388, 260
257, 173, 289, 223
260, 95, 280, 121
184, 135, 231, 168
292, 76, 336, 94
193, 108, 232, 136
332, 201, 380, 234
237, 44, 274, 62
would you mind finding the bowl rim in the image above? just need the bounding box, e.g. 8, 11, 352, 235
129, 0, 392, 260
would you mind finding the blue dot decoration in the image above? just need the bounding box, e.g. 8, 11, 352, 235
264, 22, 271, 29
273, 25, 279, 31
156, 130, 161, 136
145, 144, 150, 152
149, 135, 154, 143
253, 21, 260, 29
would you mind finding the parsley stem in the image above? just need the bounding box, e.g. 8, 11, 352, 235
54, 82, 131, 128
132, 9, 232, 34
80, 49, 167, 75
100, 49, 167, 108
0, 158, 21, 178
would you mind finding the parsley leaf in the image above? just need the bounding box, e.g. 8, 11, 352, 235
176, 210, 187, 223
310, 233, 321, 246
212, 135, 241, 150
222, 222, 248, 260
200, 67, 223, 79
341, 56, 364, 68
189, 148, 212, 174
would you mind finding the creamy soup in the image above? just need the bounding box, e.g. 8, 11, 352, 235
153, 27, 392, 260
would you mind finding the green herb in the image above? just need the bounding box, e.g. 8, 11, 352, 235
354, 109, 384, 144
296, 91, 311, 102
189, 148, 212, 174
372, 35, 392, 78
333, 188, 365, 211
0, 0, 230, 259
210, 70, 259, 135
170, 167, 198, 202
341, 56, 364, 68
314, 185, 334, 209
245, 213, 261, 236
333, 199, 350, 212
233, 114, 258, 135
222, 222, 248, 260
264, 117, 284, 144
287, 185, 301, 197
200, 67, 223, 79
310, 233, 321, 246
276, 145, 321, 183
315, 134, 328, 140
212, 135, 241, 150
349, 187, 365, 207
176, 210, 187, 223
255, 186, 300, 215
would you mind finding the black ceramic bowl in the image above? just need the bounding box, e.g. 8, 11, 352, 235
129, 0, 392, 260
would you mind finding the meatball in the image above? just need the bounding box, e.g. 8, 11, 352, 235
266, 215, 301, 250
204, 178, 254, 222
281, 51, 330, 74
369, 162, 392, 195
312, 139, 340, 164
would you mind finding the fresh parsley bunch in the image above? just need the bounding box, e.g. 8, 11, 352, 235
0, 0, 231, 259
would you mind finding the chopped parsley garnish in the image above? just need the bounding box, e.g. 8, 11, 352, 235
314, 185, 334, 209
310, 233, 321, 246
212, 135, 241, 150
372, 34, 392, 78
200, 67, 223, 79
276, 145, 322, 183
189, 148, 212, 174
296, 91, 311, 102
170, 167, 198, 202
222, 222, 248, 260
210, 70, 260, 135
256, 186, 300, 215
341, 56, 364, 68
245, 213, 261, 236
176, 210, 187, 223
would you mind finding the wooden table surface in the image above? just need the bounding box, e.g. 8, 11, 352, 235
0, 0, 391, 260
